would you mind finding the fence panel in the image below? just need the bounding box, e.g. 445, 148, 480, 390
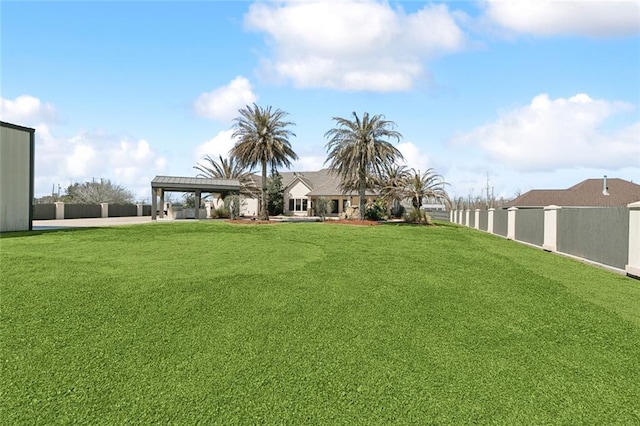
33, 204, 56, 220
425, 210, 449, 222
515, 209, 544, 246
469, 211, 476, 228
557, 207, 629, 270
494, 209, 508, 236
108, 204, 137, 217
478, 210, 488, 231
143, 205, 152, 216
64, 204, 101, 219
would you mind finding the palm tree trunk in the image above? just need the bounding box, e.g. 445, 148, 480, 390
261, 159, 268, 220
358, 169, 366, 220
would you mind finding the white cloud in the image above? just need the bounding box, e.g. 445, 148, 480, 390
451, 93, 640, 172
34, 125, 168, 202
483, 0, 640, 37
398, 142, 431, 172
1, 95, 57, 124
194, 129, 238, 164
293, 155, 326, 171
193, 76, 258, 121
244, 0, 466, 91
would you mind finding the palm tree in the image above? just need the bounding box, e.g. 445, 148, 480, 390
379, 163, 411, 217
404, 168, 451, 211
193, 154, 258, 198
325, 112, 403, 220
230, 104, 297, 219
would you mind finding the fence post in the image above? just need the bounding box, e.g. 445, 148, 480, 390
626, 201, 640, 279
450, 210, 453, 222
507, 207, 518, 240
465, 209, 470, 227
136, 203, 143, 216
101, 203, 109, 218
474, 209, 480, 230
55, 202, 64, 220
488, 208, 495, 234
543, 205, 561, 252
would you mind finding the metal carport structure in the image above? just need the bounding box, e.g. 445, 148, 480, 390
151, 176, 240, 220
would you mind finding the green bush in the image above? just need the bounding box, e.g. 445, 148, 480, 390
364, 199, 386, 221
405, 207, 432, 224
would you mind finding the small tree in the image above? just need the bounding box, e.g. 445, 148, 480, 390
313, 197, 330, 221
65, 179, 135, 204
267, 170, 284, 216
224, 194, 241, 220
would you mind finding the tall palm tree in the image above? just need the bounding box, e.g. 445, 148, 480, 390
404, 168, 451, 210
230, 104, 297, 219
193, 154, 258, 198
325, 112, 403, 220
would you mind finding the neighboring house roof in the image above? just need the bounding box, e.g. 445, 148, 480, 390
506, 178, 640, 208
280, 169, 378, 197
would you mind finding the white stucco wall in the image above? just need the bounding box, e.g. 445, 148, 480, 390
1, 123, 34, 232
285, 180, 312, 215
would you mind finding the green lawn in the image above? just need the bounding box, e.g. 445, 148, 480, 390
2, 221, 639, 424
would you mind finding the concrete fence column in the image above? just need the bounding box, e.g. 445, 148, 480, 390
488, 208, 495, 234
474, 209, 480, 230
507, 207, 518, 240
136, 203, 143, 216
626, 201, 640, 279
543, 205, 561, 252
55, 202, 64, 220
465, 210, 470, 227
450, 210, 454, 222
101, 203, 109, 218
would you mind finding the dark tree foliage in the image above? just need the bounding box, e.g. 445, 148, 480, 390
267, 170, 284, 216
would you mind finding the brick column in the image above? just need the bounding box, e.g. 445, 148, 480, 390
465, 209, 470, 227
474, 209, 480, 230
626, 201, 640, 279
101, 203, 109, 218
543, 205, 561, 252
137, 203, 143, 216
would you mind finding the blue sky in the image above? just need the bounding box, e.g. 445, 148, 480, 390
2, 0, 639, 202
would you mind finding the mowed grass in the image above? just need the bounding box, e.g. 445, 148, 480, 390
2, 221, 639, 424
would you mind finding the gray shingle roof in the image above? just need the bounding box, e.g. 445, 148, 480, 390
506, 178, 640, 208
151, 176, 240, 192
279, 169, 379, 197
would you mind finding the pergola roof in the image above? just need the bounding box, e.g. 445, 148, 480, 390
151, 175, 240, 193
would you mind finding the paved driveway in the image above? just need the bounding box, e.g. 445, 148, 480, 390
33, 216, 156, 230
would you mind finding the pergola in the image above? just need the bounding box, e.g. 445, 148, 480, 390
151, 176, 241, 220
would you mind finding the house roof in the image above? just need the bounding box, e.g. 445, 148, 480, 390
280, 169, 378, 197
506, 178, 640, 208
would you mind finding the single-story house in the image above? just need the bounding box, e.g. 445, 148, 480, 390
279, 169, 378, 216
505, 177, 640, 208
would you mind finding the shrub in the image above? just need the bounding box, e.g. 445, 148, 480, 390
224, 195, 241, 220
364, 199, 386, 221
405, 207, 432, 224
313, 197, 330, 221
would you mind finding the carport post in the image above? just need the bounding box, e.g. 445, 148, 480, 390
195, 190, 201, 219
151, 187, 157, 220
159, 189, 165, 218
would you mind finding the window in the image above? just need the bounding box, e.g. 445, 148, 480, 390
288, 198, 309, 212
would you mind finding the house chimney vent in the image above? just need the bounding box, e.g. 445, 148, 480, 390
602, 175, 609, 196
